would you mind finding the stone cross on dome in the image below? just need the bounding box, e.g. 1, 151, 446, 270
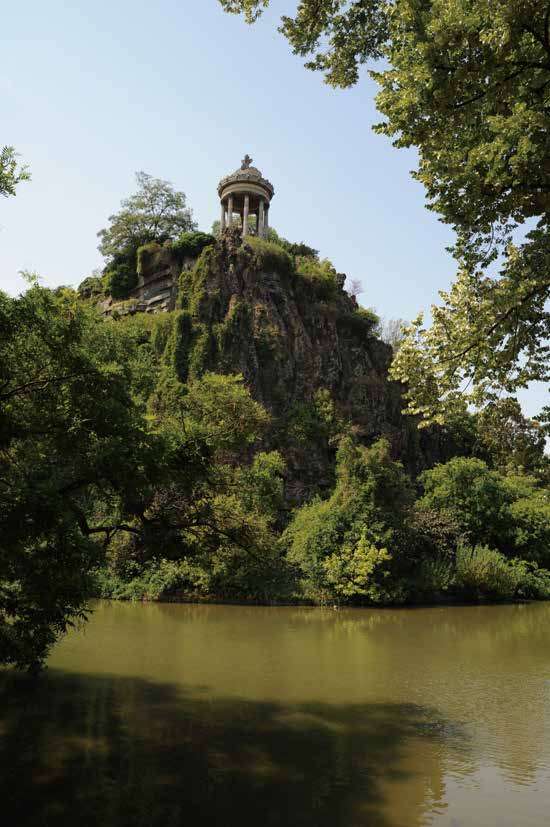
241, 154, 253, 170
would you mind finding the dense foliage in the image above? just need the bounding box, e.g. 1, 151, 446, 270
285, 442, 550, 604
104, 244, 140, 299
97, 172, 198, 300
5, 4, 549, 675
98, 172, 196, 259
0, 283, 143, 669
3, 213, 549, 674
219, 0, 549, 425
0, 284, 286, 669
2, 225, 549, 671
285, 438, 413, 603
169, 231, 216, 260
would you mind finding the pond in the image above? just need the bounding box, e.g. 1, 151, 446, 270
2, 601, 550, 826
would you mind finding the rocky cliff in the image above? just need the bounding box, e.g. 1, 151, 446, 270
139, 228, 455, 501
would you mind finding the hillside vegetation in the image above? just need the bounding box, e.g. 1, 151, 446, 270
3, 227, 548, 670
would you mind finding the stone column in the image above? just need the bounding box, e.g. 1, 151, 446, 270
264, 202, 269, 234
243, 194, 250, 236
220, 201, 226, 232
227, 194, 234, 227
258, 198, 265, 238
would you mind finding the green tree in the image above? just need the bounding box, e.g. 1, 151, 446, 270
0, 146, 30, 197
0, 282, 291, 667
475, 398, 549, 478
284, 437, 413, 603
0, 283, 156, 670
181, 372, 270, 455
508, 491, 550, 565
98, 171, 196, 259
219, 0, 550, 421
77, 272, 105, 299
100, 371, 287, 602
417, 458, 515, 551
417, 456, 550, 564
218, 0, 388, 85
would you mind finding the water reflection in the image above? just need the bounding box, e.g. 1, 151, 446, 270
0, 670, 468, 827
1, 601, 549, 826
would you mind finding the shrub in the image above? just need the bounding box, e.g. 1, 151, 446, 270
414, 557, 455, 597
104, 242, 141, 299
508, 491, 550, 565
340, 306, 380, 337
93, 558, 201, 601
453, 545, 550, 601
77, 275, 104, 299
188, 325, 217, 378
508, 559, 550, 600
136, 241, 163, 276
284, 437, 413, 603
106, 259, 138, 299
266, 228, 319, 260
183, 372, 270, 454
150, 312, 175, 356
163, 309, 192, 380
243, 235, 293, 276
286, 389, 341, 445
323, 532, 395, 603
455, 544, 518, 599
409, 507, 463, 560
170, 231, 215, 260
418, 457, 514, 550
419, 458, 550, 564
295, 256, 340, 299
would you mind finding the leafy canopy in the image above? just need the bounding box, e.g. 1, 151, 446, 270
284, 437, 413, 603
474, 398, 549, 479
219, 0, 550, 421
97, 171, 196, 259
0, 281, 286, 670
0, 283, 152, 670
418, 457, 550, 565
218, 0, 388, 86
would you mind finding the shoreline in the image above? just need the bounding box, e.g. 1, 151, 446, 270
95, 592, 540, 610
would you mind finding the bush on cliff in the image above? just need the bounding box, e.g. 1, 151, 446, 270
243, 235, 293, 276
77, 274, 105, 299
170, 231, 215, 260
104, 243, 140, 299
266, 227, 319, 260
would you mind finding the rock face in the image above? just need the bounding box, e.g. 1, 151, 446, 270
99, 245, 184, 317
166, 230, 453, 499
97, 229, 457, 498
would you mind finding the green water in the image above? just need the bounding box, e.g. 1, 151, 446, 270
2, 601, 550, 826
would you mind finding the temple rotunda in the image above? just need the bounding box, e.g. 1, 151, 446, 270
217, 155, 274, 238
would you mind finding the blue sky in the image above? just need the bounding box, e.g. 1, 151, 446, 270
1, 0, 546, 417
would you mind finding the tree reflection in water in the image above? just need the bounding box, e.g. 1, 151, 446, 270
0, 670, 468, 827
3, 601, 550, 826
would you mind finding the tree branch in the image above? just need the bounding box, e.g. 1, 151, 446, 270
441, 279, 550, 366
0, 371, 96, 402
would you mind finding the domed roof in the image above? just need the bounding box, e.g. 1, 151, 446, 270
217, 155, 274, 198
